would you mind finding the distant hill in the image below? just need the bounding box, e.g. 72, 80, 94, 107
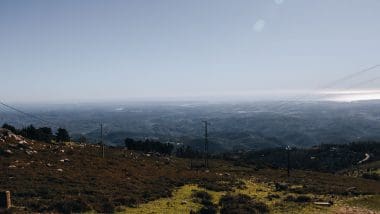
3, 101, 380, 151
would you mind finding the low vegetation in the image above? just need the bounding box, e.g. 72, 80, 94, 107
1, 128, 380, 213
124, 138, 174, 155
224, 142, 380, 173
2, 123, 70, 143
219, 194, 269, 214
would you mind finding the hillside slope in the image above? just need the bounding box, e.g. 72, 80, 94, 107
1, 128, 380, 213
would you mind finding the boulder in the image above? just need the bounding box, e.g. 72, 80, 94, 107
4, 149, 13, 155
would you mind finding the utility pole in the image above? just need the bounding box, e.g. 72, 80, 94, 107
203, 121, 209, 169
286, 145, 291, 177
101, 123, 104, 158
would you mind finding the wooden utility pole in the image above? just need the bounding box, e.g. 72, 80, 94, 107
286, 145, 291, 177
0, 191, 11, 209
203, 121, 209, 169
101, 123, 104, 158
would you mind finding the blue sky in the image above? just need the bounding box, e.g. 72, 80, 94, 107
1, 0, 380, 103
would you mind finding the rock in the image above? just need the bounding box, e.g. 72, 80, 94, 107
57, 169, 63, 172
60, 158, 70, 163
8, 144, 17, 149
8, 165, 16, 168
25, 150, 33, 155
275, 182, 288, 191
181, 200, 187, 205
8, 133, 22, 141
4, 149, 13, 155
46, 163, 53, 167
18, 140, 27, 145
314, 201, 333, 206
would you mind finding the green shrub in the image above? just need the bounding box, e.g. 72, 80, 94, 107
192, 190, 213, 205
285, 195, 311, 203
198, 205, 217, 214
52, 198, 92, 214
219, 194, 269, 214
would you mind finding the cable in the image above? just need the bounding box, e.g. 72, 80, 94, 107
0, 101, 59, 127
262, 64, 380, 112
319, 64, 380, 89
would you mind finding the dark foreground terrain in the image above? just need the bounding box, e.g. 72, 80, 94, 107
1, 128, 380, 213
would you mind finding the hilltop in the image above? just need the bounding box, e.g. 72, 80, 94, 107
1, 128, 380, 213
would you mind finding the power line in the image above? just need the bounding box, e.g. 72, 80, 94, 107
283, 74, 380, 107
0, 100, 59, 127
319, 64, 380, 89
264, 64, 380, 112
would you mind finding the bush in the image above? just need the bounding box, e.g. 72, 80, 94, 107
285, 195, 311, 203
296, 195, 312, 203
197, 205, 217, 214
219, 194, 269, 214
266, 194, 280, 200
52, 198, 92, 214
101, 200, 115, 213
56, 128, 70, 142
362, 173, 380, 181
2, 123, 18, 133
125, 138, 174, 155
192, 190, 213, 205
199, 179, 239, 192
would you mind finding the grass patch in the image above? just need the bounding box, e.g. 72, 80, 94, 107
219, 194, 269, 214
346, 195, 380, 212
118, 184, 223, 214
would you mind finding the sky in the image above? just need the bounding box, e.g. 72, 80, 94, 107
1, 0, 380, 103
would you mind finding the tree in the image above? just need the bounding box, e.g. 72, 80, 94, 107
77, 135, 88, 144
124, 137, 174, 155
2, 123, 18, 134
20, 125, 38, 140
125, 138, 135, 148
56, 128, 70, 142
36, 127, 53, 143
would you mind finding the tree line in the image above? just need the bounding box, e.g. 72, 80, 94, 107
223, 142, 380, 173
2, 123, 70, 143
124, 138, 174, 155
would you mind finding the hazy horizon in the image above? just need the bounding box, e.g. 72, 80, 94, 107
1, 0, 380, 103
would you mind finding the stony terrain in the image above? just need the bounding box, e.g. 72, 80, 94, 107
1, 128, 379, 213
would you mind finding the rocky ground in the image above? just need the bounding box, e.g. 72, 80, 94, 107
0, 128, 379, 213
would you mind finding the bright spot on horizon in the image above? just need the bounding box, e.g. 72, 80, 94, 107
321, 90, 380, 102
253, 19, 266, 32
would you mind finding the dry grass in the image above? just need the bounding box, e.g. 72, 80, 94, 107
0, 139, 237, 213
1, 137, 380, 213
